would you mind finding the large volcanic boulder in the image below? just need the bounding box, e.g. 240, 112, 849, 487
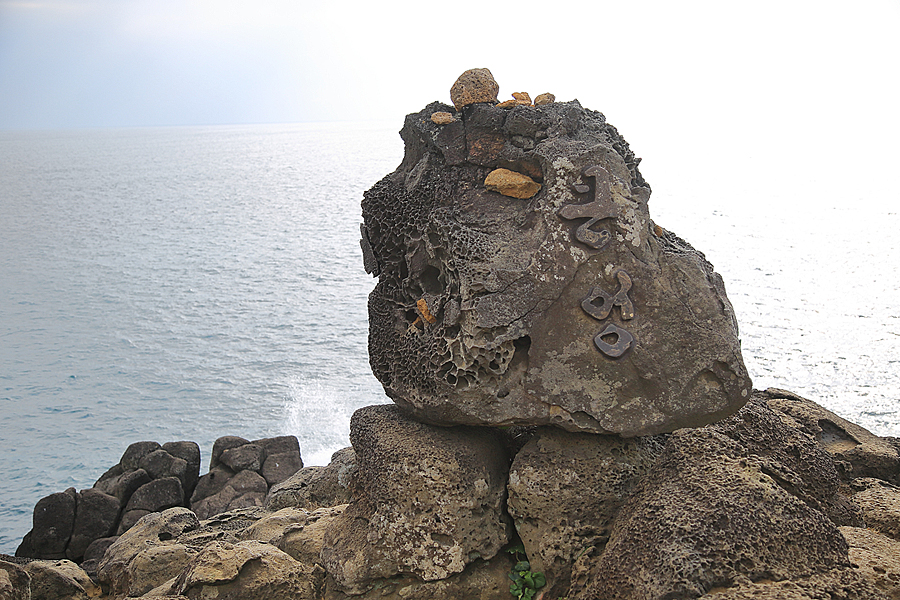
361, 95, 752, 436
321, 405, 512, 594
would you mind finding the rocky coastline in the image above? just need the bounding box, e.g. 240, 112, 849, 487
4, 70, 900, 599
4, 389, 900, 599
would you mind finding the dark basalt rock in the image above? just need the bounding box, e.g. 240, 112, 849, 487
15, 488, 77, 560
65, 488, 120, 563
361, 99, 752, 436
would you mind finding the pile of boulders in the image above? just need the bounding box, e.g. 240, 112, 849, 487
13, 435, 304, 577
190, 435, 303, 519
5, 69, 900, 599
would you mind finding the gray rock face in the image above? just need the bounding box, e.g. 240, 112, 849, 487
16, 488, 77, 560
362, 99, 751, 436
575, 426, 853, 600
265, 447, 356, 511
765, 387, 900, 484
507, 429, 666, 597
66, 488, 120, 563
321, 405, 512, 594
191, 435, 304, 519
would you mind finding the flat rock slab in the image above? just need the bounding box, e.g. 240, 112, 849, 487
361, 99, 751, 435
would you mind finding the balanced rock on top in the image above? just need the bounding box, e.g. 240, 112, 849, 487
359, 70, 752, 436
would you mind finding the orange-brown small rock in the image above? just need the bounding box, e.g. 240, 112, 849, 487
497, 99, 518, 109
534, 93, 555, 106
416, 298, 437, 324
431, 112, 456, 125
511, 92, 532, 105
450, 68, 500, 111
484, 168, 541, 199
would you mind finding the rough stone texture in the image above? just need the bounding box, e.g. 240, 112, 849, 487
708, 394, 863, 528
574, 425, 853, 600
190, 465, 235, 506
16, 488, 77, 560
120, 442, 163, 471
265, 447, 356, 511
23, 559, 100, 600
93, 463, 124, 495
139, 450, 189, 496
162, 441, 202, 498
322, 554, 516, 600
66, 488, 120, 563
124, 478, 184, 514
118, 510, 152, 535
97, 508, 201, 597
210, 436, 250, 470
192, 470, 268, 520
261, 451, 303, 488
168, 540, 325, 600
124, 544, 198, 597
767, 388, 900, 483
850, 478, 900, 540
0, 559, 30, 600
484, 167, 541, 199
842, 526, 900, 599
511, 91, 532, 105
219, 443, 266, 473
80, 536, 118, 579
449, 68, 499, 110
241, 505, 346, 566
361, 96, 751, 436
507, 428, 666, 597
534, 92, 555, 106
110, 468, 153, 507
321, 405, 512, 594
700, 568, 883, 599
431, 111, 455, 125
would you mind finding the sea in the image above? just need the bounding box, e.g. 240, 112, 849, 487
1, 123, 898, 554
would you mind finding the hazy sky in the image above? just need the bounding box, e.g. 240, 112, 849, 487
1, 0, 898, 206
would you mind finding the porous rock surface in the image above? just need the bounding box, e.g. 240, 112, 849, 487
265, 447, 356, 511
842, 526, 900, 599
766, 387, 900, 483
361, 96, 752, 436
574, 428, 853, 599
507, 428, 666, 598
321, 404, 512, 594
449, 67, 499, 110
849, 477, 900, 540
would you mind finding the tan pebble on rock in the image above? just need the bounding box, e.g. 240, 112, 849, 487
534, 92, 555, 106
449, 68, 499, 111
484, 168, 541, 199
430, 111, 456, 125
511, 91, 532, 105
496, 99, 517, 109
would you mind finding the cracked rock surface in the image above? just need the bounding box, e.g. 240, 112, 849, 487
361, 99, 752, 435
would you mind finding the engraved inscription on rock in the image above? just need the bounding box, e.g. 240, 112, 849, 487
360, 97, 752, 436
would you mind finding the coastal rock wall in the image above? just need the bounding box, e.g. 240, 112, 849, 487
9, 388, 897, 600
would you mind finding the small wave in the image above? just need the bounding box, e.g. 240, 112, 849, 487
281, 377, 386, 466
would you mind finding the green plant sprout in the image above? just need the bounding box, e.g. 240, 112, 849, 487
506, 543, 546, 600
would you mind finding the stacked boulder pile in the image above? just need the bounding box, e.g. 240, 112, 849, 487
7, 436, 304, 587
4, 68, 900, 600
